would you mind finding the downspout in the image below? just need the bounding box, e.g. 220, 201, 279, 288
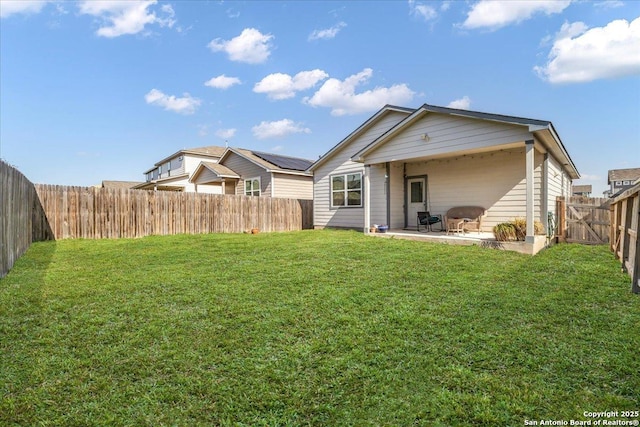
364, 165, 371, 233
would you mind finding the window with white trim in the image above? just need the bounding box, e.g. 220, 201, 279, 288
331, 172, 362, 207
245, 177, 261, 196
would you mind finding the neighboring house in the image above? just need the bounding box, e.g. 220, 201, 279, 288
606, 168, 640, 198
135, 146, 226, 192
135, 145, 314, 199
309, 103, 580, 246
572, 185, 592, 197
101, 180, 144, 189
190, 147, 314, 200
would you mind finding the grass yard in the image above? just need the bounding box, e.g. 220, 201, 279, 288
1, 230, 638, 426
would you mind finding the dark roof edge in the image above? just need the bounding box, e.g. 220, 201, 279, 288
420, 104, 551, 127
307, 104, 416, 172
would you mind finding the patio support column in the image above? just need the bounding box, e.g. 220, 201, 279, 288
525, 139, 535, 243
364, 165, 371, 234
385, 162, 391, 227
542, 153, 549, 234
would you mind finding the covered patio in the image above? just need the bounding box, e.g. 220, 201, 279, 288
370, 228, 549, 255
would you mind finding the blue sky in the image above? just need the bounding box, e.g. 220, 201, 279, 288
1, 0, 638, 195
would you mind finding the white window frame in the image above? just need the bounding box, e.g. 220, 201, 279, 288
244, 177, 261, 196
330, 171, 362, 208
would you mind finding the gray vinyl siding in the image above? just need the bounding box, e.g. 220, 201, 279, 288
364, 113, 533, 164
547, 156, 565, 222
192, 167, 218, 184
389, 163, 405, 229
272, 173, 313, 200
221, 152, 272, 196
369, 164, 387, 226
400, 147, 544, 231
313, 111, 409, 229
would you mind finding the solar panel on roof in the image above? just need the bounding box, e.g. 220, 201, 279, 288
252, 151, 313, 171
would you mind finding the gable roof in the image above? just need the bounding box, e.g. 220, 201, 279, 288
572, 184, 592, 193
148, 145, 226, 172
220, 147, 313, 176
348, 103, 579, 179
189, 161, 240, 183
608, 168, 640, 184
307, 104, 415, 172
101, 180, 143, 189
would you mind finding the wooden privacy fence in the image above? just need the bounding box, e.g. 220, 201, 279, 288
609, 183, 640, 294
34, 184, 313, 240
0, 161, 53, 278
556, 196, 610, 244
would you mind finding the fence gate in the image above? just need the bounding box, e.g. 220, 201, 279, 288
557, 196, 611, 244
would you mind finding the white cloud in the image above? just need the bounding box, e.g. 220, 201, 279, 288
254, 69, 329, 100
78, 0, 175, 38
252, 119, 311, 139
144, 89, 201, 115
447, 96, 471, 110
303, 68, 415, 116
215, 128, 236, 139
408, 0, 437, 21
308, 22, 346, 41
208, 28, 273, 64
204, 75, 242, 89
535, 17, 640, 84
197, 124, 209, 137
594, 1, 624, 8
461, 0, 571, 30
1, 0, 48, 18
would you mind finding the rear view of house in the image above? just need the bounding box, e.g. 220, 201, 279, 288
309, 103, 580, 249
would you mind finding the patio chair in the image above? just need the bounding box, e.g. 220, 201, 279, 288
417, 211, 443, 232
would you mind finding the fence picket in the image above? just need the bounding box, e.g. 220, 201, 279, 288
25, 185, 312, 240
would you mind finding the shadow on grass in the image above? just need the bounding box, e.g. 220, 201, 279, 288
0, 240, 57, 425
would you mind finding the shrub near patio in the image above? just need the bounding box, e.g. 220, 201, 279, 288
1, 230, 638, 426
493, 218, 545, 241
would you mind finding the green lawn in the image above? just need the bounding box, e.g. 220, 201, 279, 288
1, 230, 638, 426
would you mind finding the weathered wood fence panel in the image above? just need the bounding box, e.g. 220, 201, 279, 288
33, 184, 313, 240
609, 183, 640, 294
556, 196, 610, 244
0, 161, 53, 278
